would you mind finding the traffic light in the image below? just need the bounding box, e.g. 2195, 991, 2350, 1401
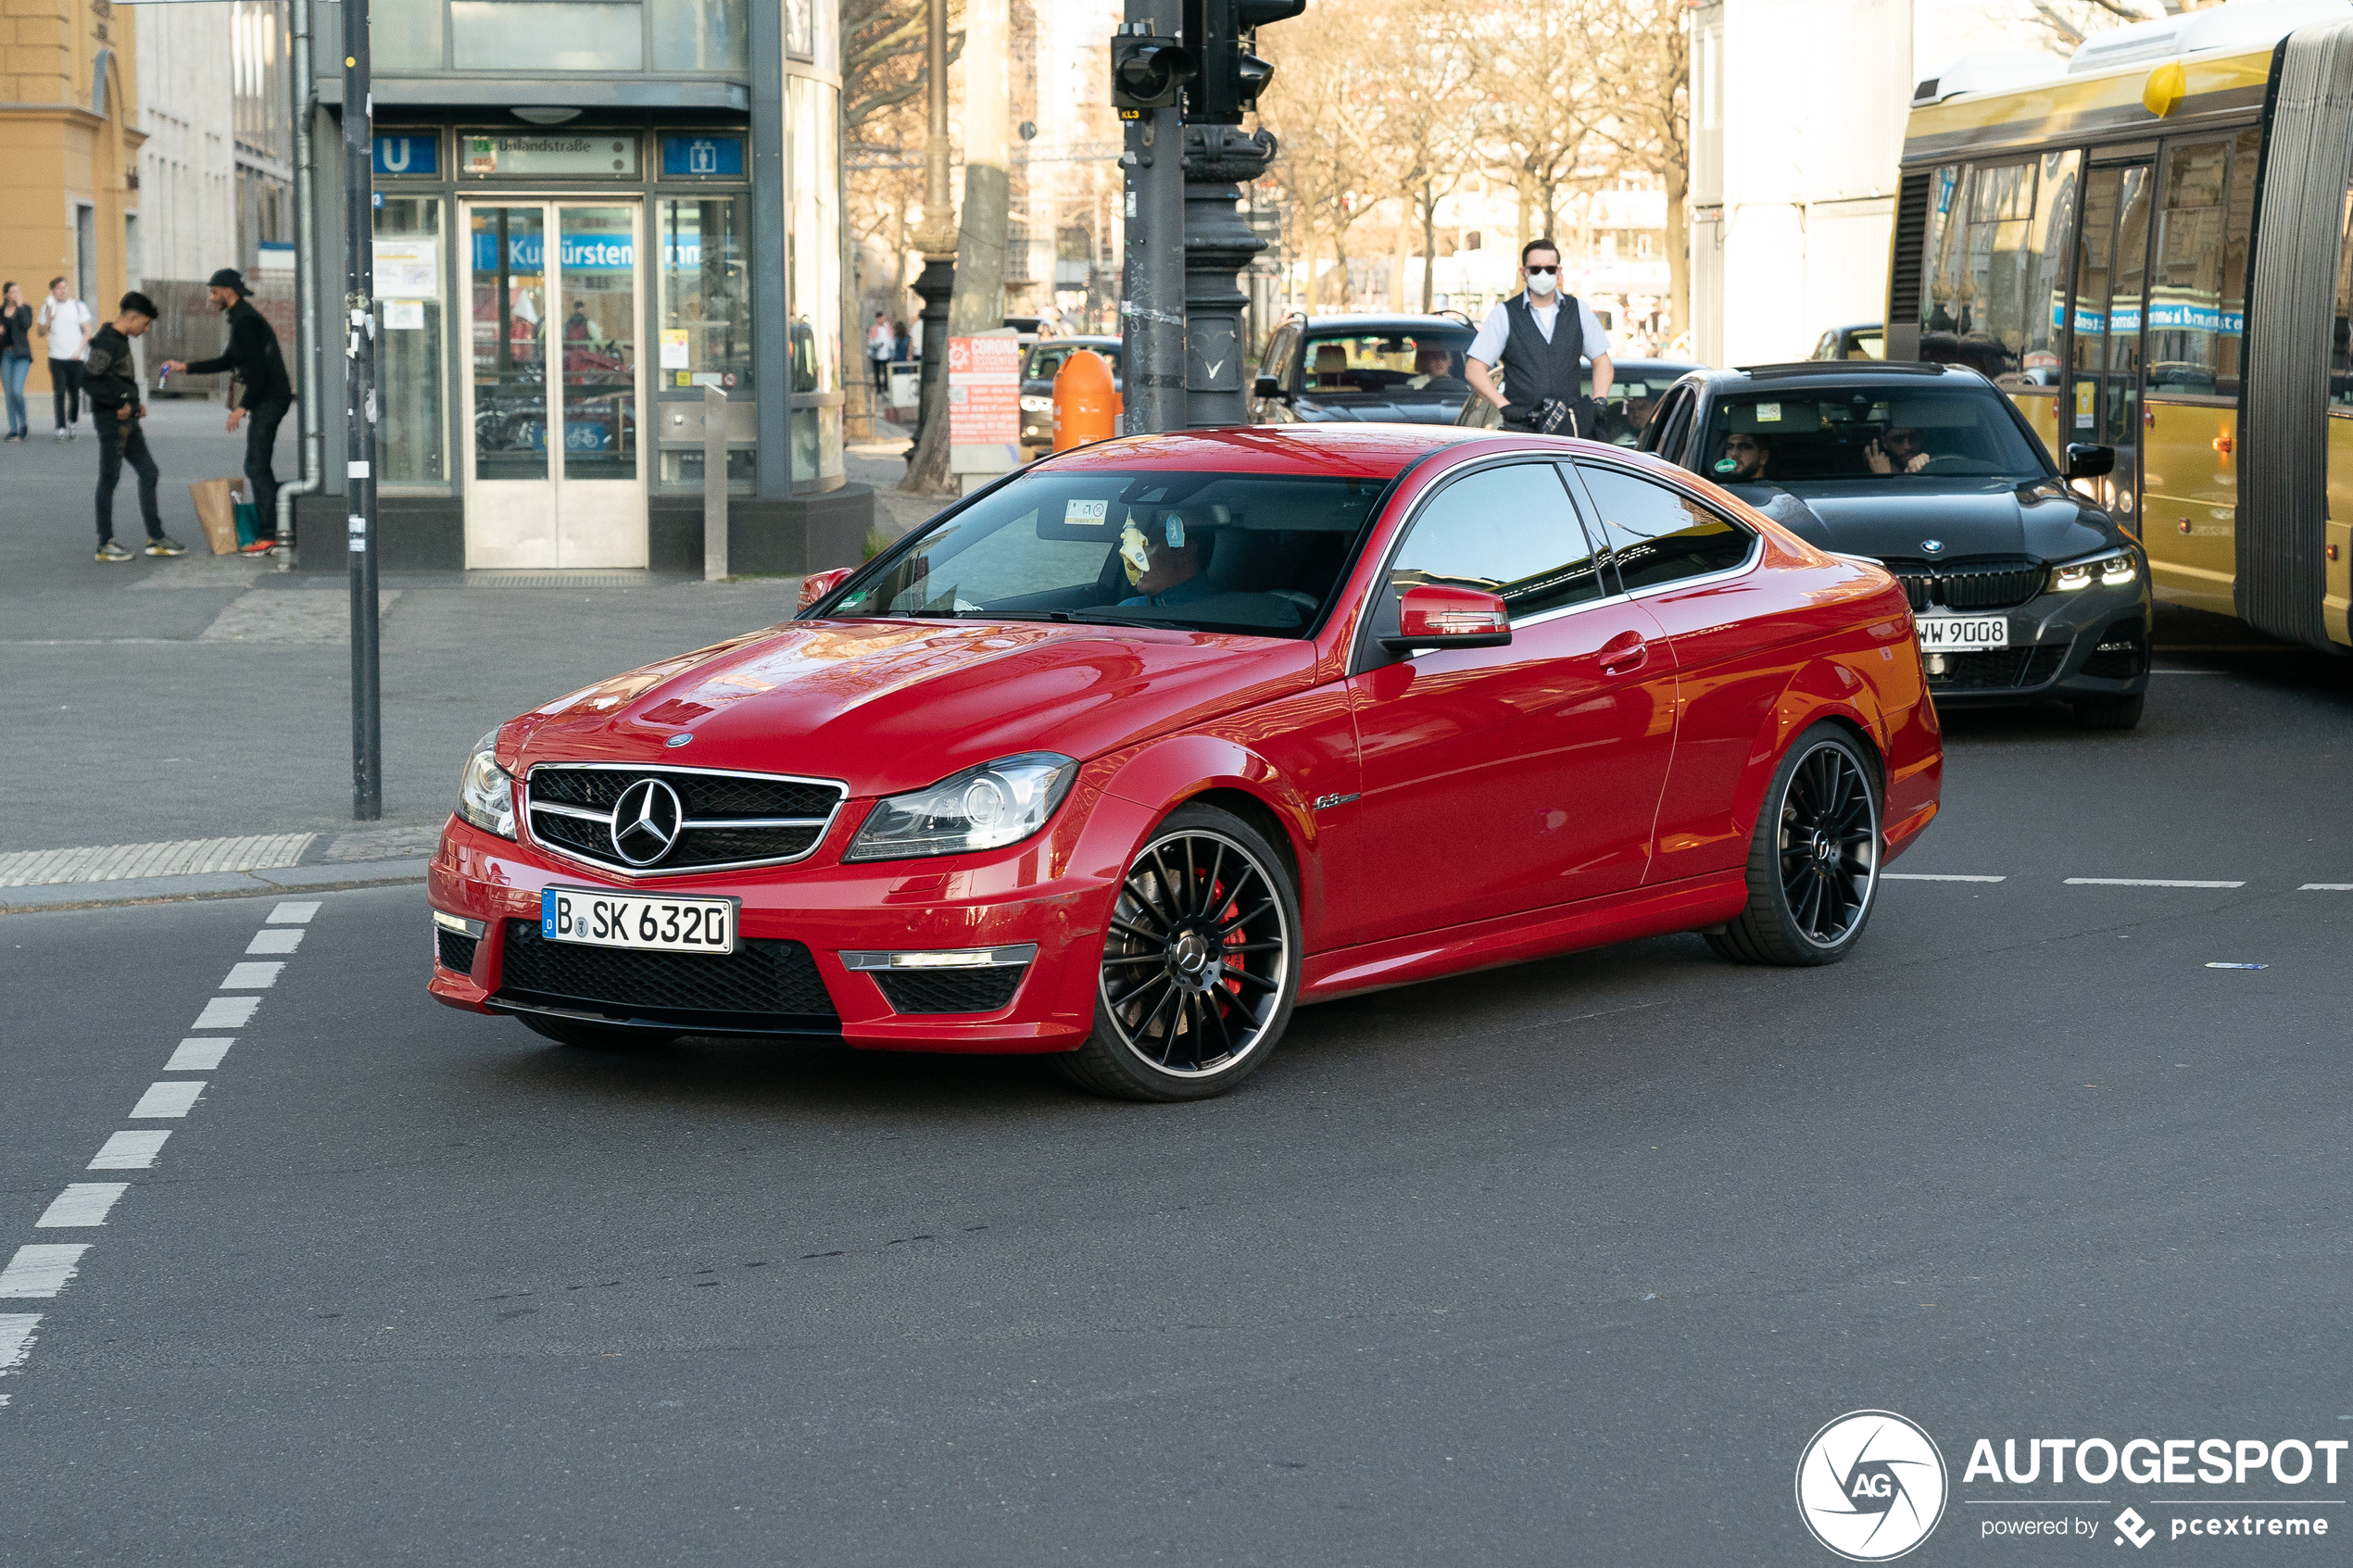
1182, 0, 1306, 125
1111, 29, 1195, 110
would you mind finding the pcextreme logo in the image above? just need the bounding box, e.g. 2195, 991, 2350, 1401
1796, 1410, 1950, 1562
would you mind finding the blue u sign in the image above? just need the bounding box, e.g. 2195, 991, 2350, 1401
374, 134, 439, 177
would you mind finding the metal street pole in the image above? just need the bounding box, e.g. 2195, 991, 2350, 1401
342, 0, 382, 821
1181, 124, 1274, 428
1117, 3, 1185, 435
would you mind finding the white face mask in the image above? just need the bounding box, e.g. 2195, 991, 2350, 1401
1525, 270, 1559, 298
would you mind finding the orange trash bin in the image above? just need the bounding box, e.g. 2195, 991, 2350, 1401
1051, 349, 1120, 451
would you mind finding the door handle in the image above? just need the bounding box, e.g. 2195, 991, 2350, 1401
1599, 633, 1649, 677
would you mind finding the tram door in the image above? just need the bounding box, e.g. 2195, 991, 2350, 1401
2069, 160, 2153, 529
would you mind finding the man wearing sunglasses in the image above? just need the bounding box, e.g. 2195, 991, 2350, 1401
1465, 239, 1614, 436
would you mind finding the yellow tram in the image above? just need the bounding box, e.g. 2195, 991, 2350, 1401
1889, 4, 2353, 650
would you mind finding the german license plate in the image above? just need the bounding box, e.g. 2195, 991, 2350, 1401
1915, 615, 2009, 653
540, 887, 736, 955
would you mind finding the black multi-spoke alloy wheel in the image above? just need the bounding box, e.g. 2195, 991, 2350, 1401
517, 1014, 678, 1051
1707, 724, 1881, 967
1058, 803, 1301, 1102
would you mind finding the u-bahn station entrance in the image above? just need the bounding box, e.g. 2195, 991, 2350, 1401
296, 0, 870, 573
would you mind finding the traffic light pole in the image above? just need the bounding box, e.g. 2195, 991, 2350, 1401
1117, 5, 1187, 435
342, 0, 382, 821
1181, 124, 1274, 428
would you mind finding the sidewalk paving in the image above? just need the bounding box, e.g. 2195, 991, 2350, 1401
0, 403, 955, 884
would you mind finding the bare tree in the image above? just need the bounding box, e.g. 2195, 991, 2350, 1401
1588, 0, 1688, 340
1365, 0, 1482, 311
2013, 0, 2219, 53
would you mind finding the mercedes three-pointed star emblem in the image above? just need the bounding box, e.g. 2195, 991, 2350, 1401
610, 778, 684, 867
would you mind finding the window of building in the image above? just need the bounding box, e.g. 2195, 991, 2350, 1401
786, 75, 843, 491
374, 195, 447, 483
450, 1, 644, 70
656, 195, 752, 493
652, 0, 747, 70
374, 0, 445, 69
2146, 128, 2259, 396
1575, 463, 1754, 591
1388, 463, 1606, 621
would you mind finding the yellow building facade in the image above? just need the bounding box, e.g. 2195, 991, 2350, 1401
0, 0, 143, 397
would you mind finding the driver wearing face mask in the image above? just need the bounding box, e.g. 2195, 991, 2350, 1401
1465, 239, 1615, 435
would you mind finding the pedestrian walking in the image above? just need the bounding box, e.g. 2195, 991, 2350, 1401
866, 310, 894, 394
85, 292, 186, 562
163, 268, 294, 556
1464, 239, 1614, 437
0, 282, 32, 441
34, 276, 93, 441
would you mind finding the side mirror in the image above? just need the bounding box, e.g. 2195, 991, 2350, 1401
798, 566, 855, 612
2065, 443, 2115, 480
1379, 584, 1512, 653
1252, 375, 1288, 401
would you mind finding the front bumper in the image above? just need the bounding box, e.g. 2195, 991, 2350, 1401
1921, 577, 2152, 707
424, 784, 1157, 1053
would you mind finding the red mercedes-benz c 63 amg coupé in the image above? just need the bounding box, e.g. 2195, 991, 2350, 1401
428, 425, 1941, 1100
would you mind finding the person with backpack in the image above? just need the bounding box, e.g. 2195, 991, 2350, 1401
1464, 239, 1615, 438
163, 268, 294, 556
85, 292, 187, 561
34, 276, 94, 441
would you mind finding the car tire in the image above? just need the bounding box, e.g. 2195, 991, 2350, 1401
1056, 803, 1302, 1103
2071, 693, 2145, 731
517, 1014, 677, 1051
1706, 723, 1882, 968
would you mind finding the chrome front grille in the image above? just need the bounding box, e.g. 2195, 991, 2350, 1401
522, 763, 847, 876
1881, 557, 2045, 612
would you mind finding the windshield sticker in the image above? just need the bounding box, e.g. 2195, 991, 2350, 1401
1063, 498, 1109, 526
1757, 402, 1782, 422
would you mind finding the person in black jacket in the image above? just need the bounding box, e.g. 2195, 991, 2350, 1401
0, 281, 33, 441
164, 268, 294, 556
86, 293, 186, 562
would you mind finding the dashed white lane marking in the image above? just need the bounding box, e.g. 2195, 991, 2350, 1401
0, 1246, 91, 1298
192, 997, 258, 1030
0, 1314, 39, 1369
164, 1037, 233, 1072
1885, 873, 2007, 883
128, 1082, 206, 1119
2064, 877, 2246, 889
266, 900, 321, 924
88, 1132, 170, 1170
245, 929, 304, 955
34, 1185, 129, 1229
2299, 884, 2353, 892
220, 961, 283, 989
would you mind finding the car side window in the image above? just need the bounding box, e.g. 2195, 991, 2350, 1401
1262, 326, 1300, 391
1641, 386, 1692, 457
1387, 463, 1608, 621
1573, 463, 1755, 592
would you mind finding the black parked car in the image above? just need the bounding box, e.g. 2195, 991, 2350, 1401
1248, 314, 1477, 425
1453, 356, 1701, 446
1640, 361, 2151, 729
1019, 336, 1121, 457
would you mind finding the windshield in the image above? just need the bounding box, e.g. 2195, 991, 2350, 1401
825, 470, 1390, 638
1301, 331, 1474, 396
1701, 388, 2048, 483
1027, 343, 1120, 383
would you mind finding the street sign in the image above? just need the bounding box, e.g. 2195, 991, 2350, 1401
660, 135, 745, 178
948, 332, 1022, 476
373, 133, 438, 177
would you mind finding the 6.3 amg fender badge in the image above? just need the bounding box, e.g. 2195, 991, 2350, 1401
1311, 793, 1360, 812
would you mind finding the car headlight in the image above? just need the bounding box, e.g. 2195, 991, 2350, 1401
2049, 546, 2135, 592
1019, 395, 1053, 413
844, 752, 1078, 862
456, 729, 517, 839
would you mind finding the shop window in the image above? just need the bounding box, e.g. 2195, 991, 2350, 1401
657, 195, 753, 494
2146, 129, 2258, 396
450, 1, 643, 71
786, 75, 844, 490
652, 0, 747, 70
1924, 151, 2078, 386
373, 196, 446, 484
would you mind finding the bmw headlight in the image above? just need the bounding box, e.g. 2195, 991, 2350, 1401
456, 729, 517, 839
844, 753, 1078, 862
2050, 546, 2136, 593
1019, 395, 1053, 413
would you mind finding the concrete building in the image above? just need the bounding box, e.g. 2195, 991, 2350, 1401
295, 0, 869, 573
0, 0, 144, 404
133, 1, 239, 388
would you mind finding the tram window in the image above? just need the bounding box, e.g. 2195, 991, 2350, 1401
2334, 188, 2353, 408
1922, 152, 2079, 389
1919, 164, 1965, 340
2146, 131, 2257, 397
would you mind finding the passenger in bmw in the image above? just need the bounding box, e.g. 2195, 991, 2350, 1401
1864, 425, 1931, 475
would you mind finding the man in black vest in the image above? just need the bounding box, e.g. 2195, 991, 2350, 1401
164, 268, 295, 555
1465, 239, 1614, 435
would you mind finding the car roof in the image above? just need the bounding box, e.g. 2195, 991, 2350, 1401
1036, 423, 1492, 479
1685, 361, 1984, 391
1299, 314, 1477, 333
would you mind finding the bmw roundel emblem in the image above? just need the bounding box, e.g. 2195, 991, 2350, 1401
1921, 539, 1946, 556
665, 733, 694, 747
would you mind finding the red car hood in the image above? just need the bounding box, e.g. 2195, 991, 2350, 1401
504, 619, 1319, 797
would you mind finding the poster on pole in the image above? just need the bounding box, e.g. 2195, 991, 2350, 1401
948, 331, 1023, 476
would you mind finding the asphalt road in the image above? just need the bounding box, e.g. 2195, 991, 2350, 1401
2, 642, 2349, 1565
